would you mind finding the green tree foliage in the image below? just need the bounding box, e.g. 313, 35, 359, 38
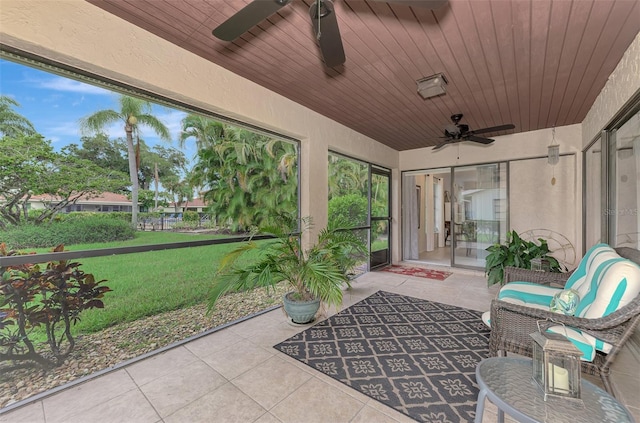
185, 115, 298, 232
0, 134, 128, 228
183, 210, 199, 222
328, 194, 368, 227
79, 96, 171, 226
0, 95, 36, 138
64, 134, 129, 175
328, 153, 368, 198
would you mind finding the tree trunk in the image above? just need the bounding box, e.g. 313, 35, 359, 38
125, 125, 138, 227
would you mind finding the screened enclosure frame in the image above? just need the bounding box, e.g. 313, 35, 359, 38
0, 46, 302, 267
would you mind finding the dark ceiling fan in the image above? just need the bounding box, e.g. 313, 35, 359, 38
432, 114, 515, 150
212, 0, 448, 68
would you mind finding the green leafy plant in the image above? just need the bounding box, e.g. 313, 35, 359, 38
0, 244, 111, 369
485, 230, 562, 286
209, 215, 368, 312
2, 216, 135, 249
182, 210, 199, 223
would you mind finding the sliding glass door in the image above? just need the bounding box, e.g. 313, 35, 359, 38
452, 163, 507, 268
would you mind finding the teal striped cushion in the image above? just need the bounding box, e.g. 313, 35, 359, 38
565, 243, 618, 292
498, 282, 561, 309
576, 259, 640, 319
546, 325, 595, 361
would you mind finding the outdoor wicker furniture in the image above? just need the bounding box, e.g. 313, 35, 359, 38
487, 245, 640, 397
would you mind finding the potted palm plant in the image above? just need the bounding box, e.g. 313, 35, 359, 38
208, 215, 368, 324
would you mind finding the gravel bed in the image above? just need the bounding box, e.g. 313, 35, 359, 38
0, 284, 289, 409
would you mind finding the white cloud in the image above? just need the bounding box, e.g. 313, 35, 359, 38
46, 121, 82, 138
38, 76, 112, 95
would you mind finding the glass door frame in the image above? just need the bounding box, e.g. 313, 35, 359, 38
450, 163, 508, 270
327, 151, 392, 272
370, 166, 392, 270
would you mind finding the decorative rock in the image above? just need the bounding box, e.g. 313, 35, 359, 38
0, 284, 286, 409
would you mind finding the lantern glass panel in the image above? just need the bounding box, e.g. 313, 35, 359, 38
530, 331, 582, 401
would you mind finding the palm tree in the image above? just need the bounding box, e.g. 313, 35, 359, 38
0, 95, 36, 137
179, 114, 226, 151
80, 95, 170, 226
188, 123, 297, 232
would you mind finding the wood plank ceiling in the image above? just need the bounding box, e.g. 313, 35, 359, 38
88, 0, 640, 151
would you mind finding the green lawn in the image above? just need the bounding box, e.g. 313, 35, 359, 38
29, 232, 261, 335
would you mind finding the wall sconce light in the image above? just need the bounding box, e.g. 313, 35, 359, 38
548, 128, 560, 185
416, 73, 447, 100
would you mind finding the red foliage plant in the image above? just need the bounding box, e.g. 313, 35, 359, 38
0, 243, 111, 369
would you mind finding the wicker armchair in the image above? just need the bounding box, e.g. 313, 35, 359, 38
488, 247, 640, 397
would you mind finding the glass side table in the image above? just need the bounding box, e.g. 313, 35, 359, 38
474, 357, 635, 423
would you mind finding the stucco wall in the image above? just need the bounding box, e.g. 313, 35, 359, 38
582, 32, 640, 146
0, 0, 400, 253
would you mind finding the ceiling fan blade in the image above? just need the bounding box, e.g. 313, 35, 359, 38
212, 0, 291, 41
373, 0, 448, 8
432, 140, 452, 150
466, 135, 494, 144
470, 124, 515, 135
309, 0, 345, 67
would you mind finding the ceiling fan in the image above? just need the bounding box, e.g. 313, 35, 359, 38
432, 114, 515, 150
212, 0, 448, 68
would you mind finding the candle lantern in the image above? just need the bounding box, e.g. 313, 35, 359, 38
530, 329, 582, 400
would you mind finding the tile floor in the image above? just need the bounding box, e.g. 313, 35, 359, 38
0, 267, 638, 423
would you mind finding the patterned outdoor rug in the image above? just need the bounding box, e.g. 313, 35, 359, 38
379, 265, 452, 281
274, 291, 490, 423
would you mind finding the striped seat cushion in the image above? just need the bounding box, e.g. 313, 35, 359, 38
565, 243, 619, 294
497, 281, 562, 310
546, 325, 596, 361
574, 258, 640, 354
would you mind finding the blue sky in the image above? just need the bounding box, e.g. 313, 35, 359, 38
0, 58, 197, 163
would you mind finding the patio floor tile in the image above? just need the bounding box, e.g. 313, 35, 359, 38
164, 382, 265, 423
0, 402, 44, 423
269, 377, 365, 423
253, 411, 283, 423
231, 355, 313, 409
200, 338, 275, 380
351, 404, 407, 422
125, 345, 198, 386
139, 360, 227, 418
183, 327, 245, 358
42, 370, 137, 423
57, 389, 159, 423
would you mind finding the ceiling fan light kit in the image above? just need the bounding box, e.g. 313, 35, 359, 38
416, 73, 448, 99
432, 113, 515, 150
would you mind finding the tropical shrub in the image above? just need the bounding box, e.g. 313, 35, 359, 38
2, 215, 135, 249
485, 230, 562, 286
328, 194, 367, 227
171, 221, 198, 230
0, 244, 111, 368
183, 210, 199, 223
